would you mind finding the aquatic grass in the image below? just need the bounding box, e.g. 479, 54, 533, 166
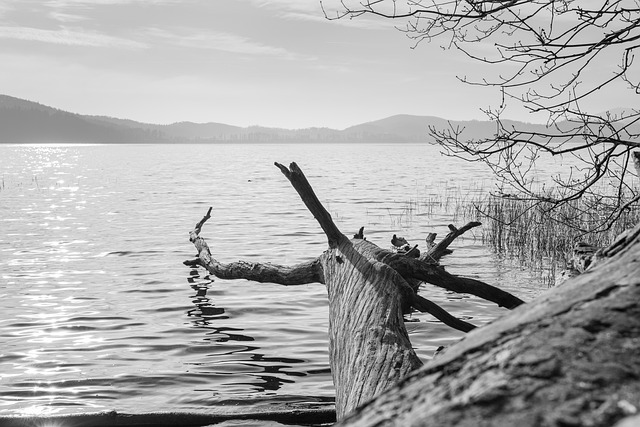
379, 185, 640, 287
385, 199, 421, 227
458, 194, 640, 285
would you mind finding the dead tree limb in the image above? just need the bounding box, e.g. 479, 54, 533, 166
386, 222, 524, 309
185, 162, 525, 420
411, 295, 476, 333
184, 207, 322, 285
379, 253, 524, 309
422, 221, 482, 262
275, 162, 343, 248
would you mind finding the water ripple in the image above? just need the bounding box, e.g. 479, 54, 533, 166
0, 143, 546, 417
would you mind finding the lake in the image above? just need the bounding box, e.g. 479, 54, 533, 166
0, 143, 549, 423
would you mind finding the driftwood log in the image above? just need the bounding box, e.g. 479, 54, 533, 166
0, 407, 336, 427
185, 162, 523, 420
338, 223, 640, 426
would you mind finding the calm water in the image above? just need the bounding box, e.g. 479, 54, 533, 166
0, 143, 547, 418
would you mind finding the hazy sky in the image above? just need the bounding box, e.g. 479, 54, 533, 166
0, 0, 633, 128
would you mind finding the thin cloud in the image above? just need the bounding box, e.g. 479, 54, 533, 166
279, 11, 329, 23
0, 0, 21, 19
46, 0, 182, 6
246, 0, 321, 14
144, 27, 311, 60
0, 5, 11, 18
49, 11, 88, 22
247, 0, 401, 30
282, 10, 398, 30
0, 26, 147, 48
242, 0, 329, 23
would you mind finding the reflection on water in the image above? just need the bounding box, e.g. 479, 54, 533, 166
184, 268, 326, 397
187, 269, 229, 324
0, 143, 548, 417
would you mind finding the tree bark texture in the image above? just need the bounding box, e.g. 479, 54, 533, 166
320, 237, 423, 418
185, 162, 524, 421
338, 223, 640, 427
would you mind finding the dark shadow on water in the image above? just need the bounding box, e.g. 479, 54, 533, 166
187, 269, 230, 325
185, 269, 318, 396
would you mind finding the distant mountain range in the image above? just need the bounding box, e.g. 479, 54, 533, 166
0, 94, 571, 144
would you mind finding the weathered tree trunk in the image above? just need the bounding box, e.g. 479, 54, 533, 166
337, 223, 640, 427
186, 162, 523, 421
322, 237, 423, 418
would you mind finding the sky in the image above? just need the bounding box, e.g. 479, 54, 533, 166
0, 0, 635, 129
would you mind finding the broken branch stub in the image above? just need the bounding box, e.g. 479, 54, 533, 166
422, 221, 482, 261
275, 162, 344, 248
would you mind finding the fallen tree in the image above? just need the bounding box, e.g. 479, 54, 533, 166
338, 223, 640, 426
185, 162, 524, 420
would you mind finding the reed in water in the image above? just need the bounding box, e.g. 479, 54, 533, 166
387, 187, 640, 287
457, 194, 640, 286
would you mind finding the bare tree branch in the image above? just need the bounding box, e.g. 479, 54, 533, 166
326, 0, 640, 232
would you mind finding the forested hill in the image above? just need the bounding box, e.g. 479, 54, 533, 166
0, 95, 161, 144
0, 94, 550, 143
